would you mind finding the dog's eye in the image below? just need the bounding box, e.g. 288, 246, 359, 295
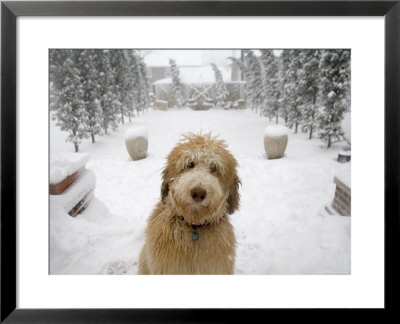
210, 164, 217, 172
187, 161, 195, 168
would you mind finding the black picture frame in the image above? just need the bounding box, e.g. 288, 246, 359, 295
1, 1, 399, 322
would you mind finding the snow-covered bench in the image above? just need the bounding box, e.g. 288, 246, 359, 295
50, 152, 95, 217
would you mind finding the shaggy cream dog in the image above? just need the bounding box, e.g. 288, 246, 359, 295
138, 133, 240, 274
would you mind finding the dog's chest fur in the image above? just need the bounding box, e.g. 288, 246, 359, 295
142, 202, 236, 274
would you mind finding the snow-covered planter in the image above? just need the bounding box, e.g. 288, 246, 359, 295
51, 169, 96, 217
223, 101, 233, 110
233, 99, 246, 109
125, 126, 148, 161
50, 152, 95, 217
189, 102, 213, 111
332, 165, 351, 216
202, 102, 214, 110
50, 152, 91, 195
154, 100, 168, 110
263, 125, 289, 159
206, 98, 214, 104
337, 150, 351, 163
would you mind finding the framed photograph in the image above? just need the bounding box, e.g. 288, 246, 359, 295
1, 0, 399, 322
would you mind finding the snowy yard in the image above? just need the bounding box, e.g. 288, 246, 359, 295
50, 108, 350, 275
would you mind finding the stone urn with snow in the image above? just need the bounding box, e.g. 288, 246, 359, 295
263, 125, 289, 159
125, 126, 148, 161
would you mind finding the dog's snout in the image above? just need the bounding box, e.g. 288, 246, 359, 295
191, 186, 207, 202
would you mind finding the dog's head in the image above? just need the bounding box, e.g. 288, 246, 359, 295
161, 133, 240, 225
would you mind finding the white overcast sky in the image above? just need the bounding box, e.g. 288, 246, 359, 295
143, 49, 282, 67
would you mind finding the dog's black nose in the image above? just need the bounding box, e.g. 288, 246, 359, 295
191, 186, 207, 202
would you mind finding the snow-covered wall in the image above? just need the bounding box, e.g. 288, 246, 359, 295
50, 152, 91, 184
50, 169, 96, 213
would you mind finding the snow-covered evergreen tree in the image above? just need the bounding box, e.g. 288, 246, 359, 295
128, 51, 150, 116
123, 50, 140, 121
119, 50, 150, 120
298, 49, 321, 139
211, 63, 229, 108
260, 49, 281, 123
136, 53, 150, 113
109, 50, 130, 124
50, 49, 151, 149
243, 50, 264, 112
279, 50, 291, 123
169, 59, 184, 108
96, 49, 120, 135
50, 50, 87, 152
318, 49, 351, 148
228, 55, 247, 77
281, 49, 303, 133
78, 50, 102, 143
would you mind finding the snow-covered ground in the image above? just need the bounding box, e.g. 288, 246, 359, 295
50, 108, 351, 275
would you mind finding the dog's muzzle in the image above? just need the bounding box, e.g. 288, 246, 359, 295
190, 186, 207, 202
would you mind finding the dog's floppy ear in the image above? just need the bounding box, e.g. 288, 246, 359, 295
161, 168, 170, 202
227, 175, 241, 214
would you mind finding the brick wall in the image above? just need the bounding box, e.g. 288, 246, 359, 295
332, 177, 351, 216
49, 168, 82, 195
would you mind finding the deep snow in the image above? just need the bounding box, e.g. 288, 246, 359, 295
50, 108, 351, 275
264, 125, 290, 137
125, 125, 149, 140
50, 169, 96, 213
50, 152, 90, 184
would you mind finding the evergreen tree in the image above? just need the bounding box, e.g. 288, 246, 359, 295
228, 54, 247, 76
123, 50, 140, 121
211, 63, 229, 108
318, 49, 351, 148
129, 51, 150, 116
279, 50, 291, 123
298, 49, 321, 139
78, 49, 102, 143
242, 50, 264, 112
50, 49, 151, 150
169, 59, 184, 108
50, 50, 87, 152
260, 49, 281, 123
281, 49, 303, 133
96, 50, 120, 135
136, 53, 150, 113
109, 50, 130, 124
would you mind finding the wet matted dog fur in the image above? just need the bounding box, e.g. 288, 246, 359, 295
138, 133, 240, 274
